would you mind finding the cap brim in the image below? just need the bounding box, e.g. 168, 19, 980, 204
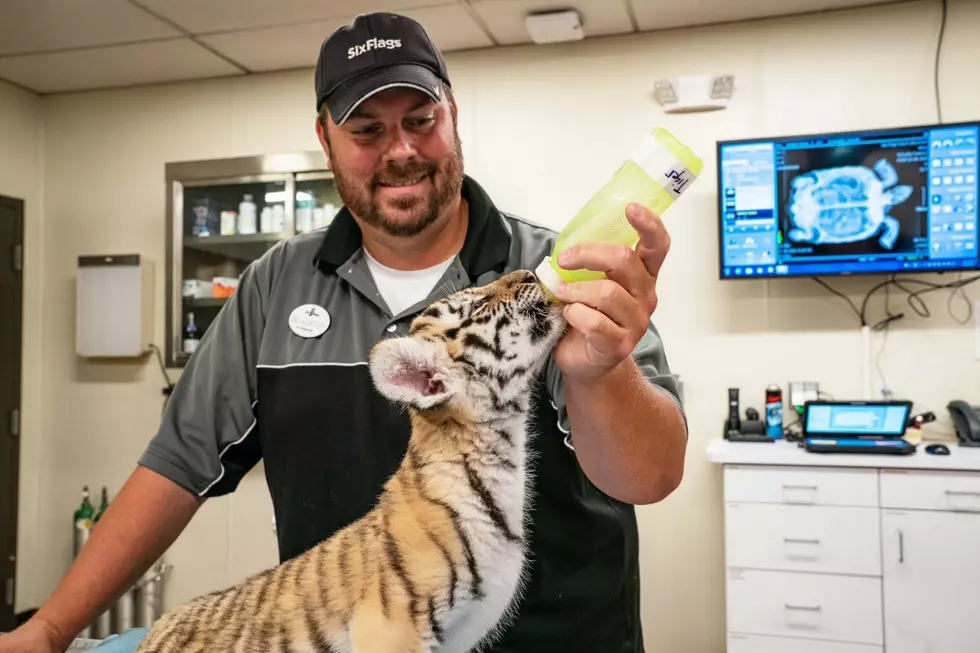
325, 63, 443, 125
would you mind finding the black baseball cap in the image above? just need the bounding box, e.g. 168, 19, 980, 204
315, 12, 452, 125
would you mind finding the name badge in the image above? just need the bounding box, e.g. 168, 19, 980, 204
289, 304, 331, 338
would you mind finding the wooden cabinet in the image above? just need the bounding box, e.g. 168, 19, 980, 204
709, 440, 980, 652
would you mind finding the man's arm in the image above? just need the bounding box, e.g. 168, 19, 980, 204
3, 467, 201, 651
544, 202, 688, 505
564, 355, 686, 505
546, 323, 687, 506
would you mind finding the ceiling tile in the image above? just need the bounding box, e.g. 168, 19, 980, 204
198, 19, 353, 73
0, 0, 182, 56
0, 40, 244, 94
136, 0, 458, 35
200, 5, 491, 73
398, 5, 495, 51
629, 0, 895, 31
470, 0, 633, 46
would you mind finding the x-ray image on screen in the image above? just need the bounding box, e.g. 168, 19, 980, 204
717, 121, 980, 278
777, 144, 924, 259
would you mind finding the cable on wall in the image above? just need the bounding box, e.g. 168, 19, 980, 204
812, 273, 980, 330
934, 0, 948, 123
811, 277, 865, 325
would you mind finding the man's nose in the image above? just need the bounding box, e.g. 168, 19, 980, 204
384, 129, 418, 162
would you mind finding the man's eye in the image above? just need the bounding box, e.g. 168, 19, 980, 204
351, 124, 381, 136
410, 116, 435, 128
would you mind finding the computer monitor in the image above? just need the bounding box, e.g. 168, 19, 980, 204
717, 120, 980, 278
802, 400, 913, 439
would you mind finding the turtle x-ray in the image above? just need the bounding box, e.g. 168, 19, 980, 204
778, 144, 924, 258
787, 158, 914, 250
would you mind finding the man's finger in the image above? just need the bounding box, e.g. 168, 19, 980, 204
625, 203, 671, 278
553, 279, 644, 330
563, 303, 635, 362
558, 241, 650, 298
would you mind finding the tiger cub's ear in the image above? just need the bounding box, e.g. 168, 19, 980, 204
369, 336, 453, 410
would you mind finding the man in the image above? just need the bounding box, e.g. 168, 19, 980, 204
0, 11, 686, 653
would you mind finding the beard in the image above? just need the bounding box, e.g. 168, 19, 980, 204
328, 129, 465, 237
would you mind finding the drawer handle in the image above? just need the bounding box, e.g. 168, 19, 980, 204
898, 529, 904, 563
945, 490, 980, 497
782, 484, 818, 490
785, 603, 821, 612
784, 537, 821, 545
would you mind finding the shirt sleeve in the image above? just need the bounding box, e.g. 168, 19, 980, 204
545, 320, 686, 451
138, 244, 283, 498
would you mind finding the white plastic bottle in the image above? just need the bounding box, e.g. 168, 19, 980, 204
238, 194, 257, 235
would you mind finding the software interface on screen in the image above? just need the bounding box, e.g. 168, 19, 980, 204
718, 123, 980, 277
805, 404, 910, 437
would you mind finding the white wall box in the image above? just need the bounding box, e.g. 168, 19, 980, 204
709, 439, 980, 653
76, 254, 154, 358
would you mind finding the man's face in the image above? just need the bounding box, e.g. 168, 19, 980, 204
318, 86, 463, 237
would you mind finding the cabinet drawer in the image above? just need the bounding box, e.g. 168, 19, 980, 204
725, 466, 879, 507
726, 569, 883, 645
725, 503, 880, 576
880, 469, 980, 512
728, 633, 882, 653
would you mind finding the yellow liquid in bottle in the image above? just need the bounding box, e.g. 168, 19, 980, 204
536, 126, 703, 292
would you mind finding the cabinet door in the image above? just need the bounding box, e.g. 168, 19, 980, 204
881, 509, 980, 653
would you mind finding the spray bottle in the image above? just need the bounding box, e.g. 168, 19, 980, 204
534, 126, 703, 293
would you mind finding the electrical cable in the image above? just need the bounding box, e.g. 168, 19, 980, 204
148, 344, 173, 388
147, 344, 176, 416
934, 0, 948, 124
813, 273, 980, 330
811, 277, 864, 325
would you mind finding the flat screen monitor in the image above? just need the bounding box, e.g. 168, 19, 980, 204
717, 121, 980, 278
803, 400, 912, 439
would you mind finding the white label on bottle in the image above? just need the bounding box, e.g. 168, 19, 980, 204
662, 165, 694, 197
183, 338, 199, 354
631, 138, 696, 198
289, 304, 331, 338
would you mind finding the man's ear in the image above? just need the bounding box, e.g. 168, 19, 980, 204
369, 337, 452, 410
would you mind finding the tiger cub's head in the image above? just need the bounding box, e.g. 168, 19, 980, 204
369, 269, 566, 421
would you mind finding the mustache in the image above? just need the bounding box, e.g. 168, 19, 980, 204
373, 161, 437, 188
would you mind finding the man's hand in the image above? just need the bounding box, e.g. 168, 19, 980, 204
552, 202, 668, 382
0, 618, 65, 653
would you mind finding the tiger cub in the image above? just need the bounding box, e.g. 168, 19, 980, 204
135, 269, 566, 653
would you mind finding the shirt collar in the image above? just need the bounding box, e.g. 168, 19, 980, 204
314, 174, 511, 278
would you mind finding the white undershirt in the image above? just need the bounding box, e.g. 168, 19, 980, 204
363, 249, 455, 317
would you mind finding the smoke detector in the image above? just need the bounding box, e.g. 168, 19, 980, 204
525, 9, 584, 44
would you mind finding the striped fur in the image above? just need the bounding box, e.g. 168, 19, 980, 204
135, 269, 566, 653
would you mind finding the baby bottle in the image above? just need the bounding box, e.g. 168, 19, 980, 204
534, 126, 703, 293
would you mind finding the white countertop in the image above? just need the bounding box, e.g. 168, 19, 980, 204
706, 437, 980, 472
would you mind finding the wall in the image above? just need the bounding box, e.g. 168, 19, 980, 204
0, 79, 44, 613
21, 0, 980, 650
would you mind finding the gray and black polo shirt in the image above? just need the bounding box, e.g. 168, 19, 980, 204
140, 175, 684, 653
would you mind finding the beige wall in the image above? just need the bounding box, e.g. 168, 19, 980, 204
0, 79, 44, 613
13, 0, 980, 650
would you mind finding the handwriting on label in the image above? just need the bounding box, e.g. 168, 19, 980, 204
664, 168, 691, 193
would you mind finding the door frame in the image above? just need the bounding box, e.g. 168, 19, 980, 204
0, 194, 24, 631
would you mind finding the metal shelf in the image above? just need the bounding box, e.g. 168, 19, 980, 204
183, 232, 287, 262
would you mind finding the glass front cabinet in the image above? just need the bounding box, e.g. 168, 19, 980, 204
165, 151, 340, 367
